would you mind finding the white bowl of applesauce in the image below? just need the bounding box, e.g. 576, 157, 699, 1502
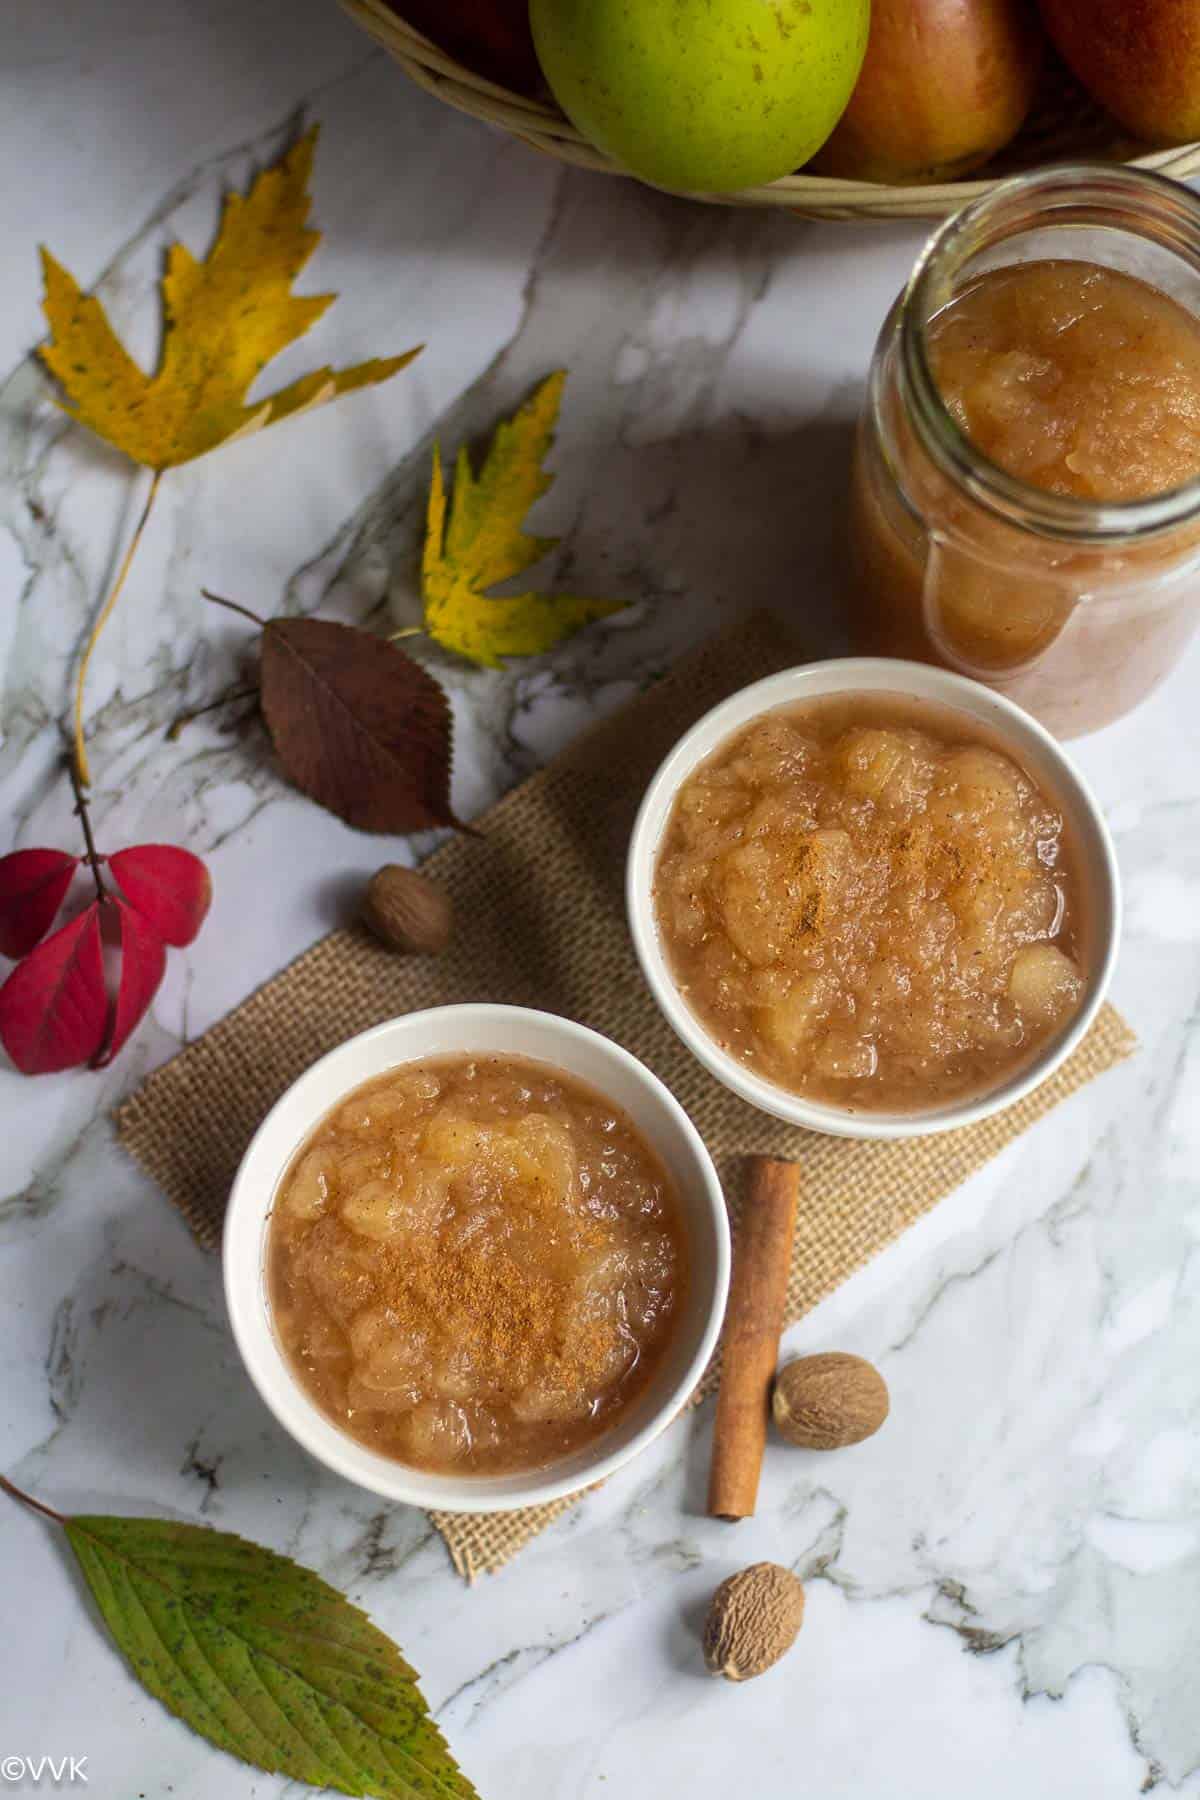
224, 1004, 730, 1513
628, 659, 1120, 1140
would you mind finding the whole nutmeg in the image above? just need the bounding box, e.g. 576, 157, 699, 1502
360, 865, 452, 955
772, 1352, 889, 1450
703, 1562, 804, 1682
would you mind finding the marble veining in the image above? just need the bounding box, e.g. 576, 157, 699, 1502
2, 4, 1200, 1796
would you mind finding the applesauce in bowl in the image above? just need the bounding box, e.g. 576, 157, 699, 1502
268, 1054, 686, 1476
628, 660, 1120, 1138
224, 1006, 730, 1513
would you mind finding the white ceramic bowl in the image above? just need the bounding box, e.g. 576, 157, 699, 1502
224, 1003, 730, 1513
627, 658, 1121, 1140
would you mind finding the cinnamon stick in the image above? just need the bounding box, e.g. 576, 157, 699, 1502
707, 1156, 800, 1521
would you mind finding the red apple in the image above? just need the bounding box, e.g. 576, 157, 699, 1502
811, 0, 1044, 183
387, 0, 542, 95
1038, 0, 1200, 143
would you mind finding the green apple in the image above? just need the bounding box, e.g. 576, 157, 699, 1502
529, 0, 870, 194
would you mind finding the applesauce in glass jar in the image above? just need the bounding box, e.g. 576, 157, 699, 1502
849, 166, 1200, 737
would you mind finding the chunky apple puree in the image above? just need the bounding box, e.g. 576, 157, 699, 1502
654, 696, 1088, 1112
930, 261, 1200, 503
851, 260, 1200, 734
268, 1056, 685, 1475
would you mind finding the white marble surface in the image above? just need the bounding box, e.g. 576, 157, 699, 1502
3, 4, 1200, 1796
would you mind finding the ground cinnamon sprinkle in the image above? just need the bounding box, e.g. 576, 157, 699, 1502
784, 815, 999, 955
372, 1236, 619, 1397
786, 836, 838, 942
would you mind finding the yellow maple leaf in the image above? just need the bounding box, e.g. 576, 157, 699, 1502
421, 371, 625, 669
37, 125, 421, 783
39, 126, 420, 468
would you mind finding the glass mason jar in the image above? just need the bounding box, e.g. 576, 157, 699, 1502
849, 165, 1200, 737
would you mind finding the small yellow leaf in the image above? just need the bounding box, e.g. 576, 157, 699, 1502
40, 125, 423, 788
421, 372, 626, 669
38, 128, 421, 469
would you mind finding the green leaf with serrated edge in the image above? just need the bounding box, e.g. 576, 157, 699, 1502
64, 1514, 478, 1800
421, 371, 626, 669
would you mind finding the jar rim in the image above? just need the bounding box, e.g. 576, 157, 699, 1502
900, 163, 1200, 545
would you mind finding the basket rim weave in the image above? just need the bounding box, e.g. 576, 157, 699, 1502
340, 0, 1200, 221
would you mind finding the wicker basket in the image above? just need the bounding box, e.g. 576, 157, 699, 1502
340, 0, 1200, 222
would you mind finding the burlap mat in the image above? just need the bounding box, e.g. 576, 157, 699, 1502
116, 610, 1135, 1579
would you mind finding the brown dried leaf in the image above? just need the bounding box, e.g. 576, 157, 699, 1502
259, 618, 459, 834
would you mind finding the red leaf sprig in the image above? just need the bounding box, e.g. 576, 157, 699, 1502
0, 766, 211, 1076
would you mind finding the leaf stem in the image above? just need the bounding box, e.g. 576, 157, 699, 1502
0, 1472, 65, 1526
73, 466, 163, 789
166, 686, 260, 742
66, 753, 108, 904
200, 589, 267, 629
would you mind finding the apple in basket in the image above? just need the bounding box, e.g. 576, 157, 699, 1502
1037, 0, 1200, 146
385, 0, 541, 95
811, 0, 1044, 182
529, 0, 870, 193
